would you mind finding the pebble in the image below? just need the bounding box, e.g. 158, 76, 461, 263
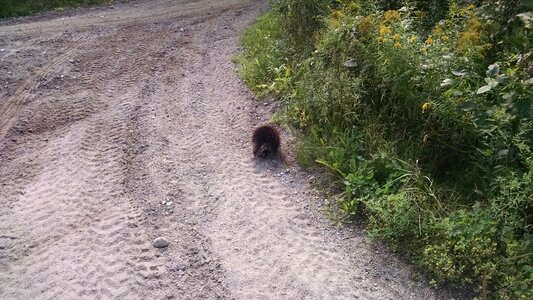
152, 237, 170, 248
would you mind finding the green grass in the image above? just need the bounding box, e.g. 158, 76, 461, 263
0, 0, 116, 18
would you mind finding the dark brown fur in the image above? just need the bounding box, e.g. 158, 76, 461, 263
252, 125, 280, 158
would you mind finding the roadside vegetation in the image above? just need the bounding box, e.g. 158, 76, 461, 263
238, 0, 533, 298
0, 0, 117, 18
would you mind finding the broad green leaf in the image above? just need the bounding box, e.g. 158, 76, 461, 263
452, 69, 468, 76
477, 85, 492, 94
459, 101, 476, 111
517, 12, 533, 29
484, 78, 499, 87
343, 59, 358, 68
496, 74, 508, 83
441, 78, 455, 87
497, 149, 509, 157
502, 93, 514, 101
444, 88, 463, 97
486, 63, 500, 77
513, 98, 532, 118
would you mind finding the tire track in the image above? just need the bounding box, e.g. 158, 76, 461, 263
147, 6, 441, 299
0, 34, 87, 141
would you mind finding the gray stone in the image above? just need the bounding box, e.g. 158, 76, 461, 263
152, 237, 170, 248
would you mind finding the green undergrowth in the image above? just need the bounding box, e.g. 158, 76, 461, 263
0, 0, 117, 18
238, 0, 533, 298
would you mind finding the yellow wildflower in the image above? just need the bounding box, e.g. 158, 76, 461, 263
421, 102, 430, 113
421, 47, 427, 55
432, 25, 445, 36
409, 35, 417, 43
329, 19, 341, 29
383, 10, 401, 22
456, 18, 487, 54
393, 34, 401, 41
414, 10, 427, 18
358, 16, 373, 34
379, 25, 392, 36
330, 10, 344, 20
394, 42, 402, 49
425, 37, 434, 45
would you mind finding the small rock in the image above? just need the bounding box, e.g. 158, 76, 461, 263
0, 49, 5, 52
180, 27, 185, 32
152, 237, 170, 248
68, 58, 75, 63
166, 201, 173, 206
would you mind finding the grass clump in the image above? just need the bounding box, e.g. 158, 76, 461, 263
239, 0, 533, 298
0, 0, 116, 18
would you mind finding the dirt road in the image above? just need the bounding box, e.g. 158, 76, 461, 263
0, 0, 443, 298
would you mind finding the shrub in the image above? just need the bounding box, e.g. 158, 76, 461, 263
240, 0, 533, 297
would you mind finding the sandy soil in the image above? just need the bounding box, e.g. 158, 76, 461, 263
0, 0, 452, 298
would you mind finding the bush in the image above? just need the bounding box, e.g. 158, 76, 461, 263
239, 0, 533, 297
